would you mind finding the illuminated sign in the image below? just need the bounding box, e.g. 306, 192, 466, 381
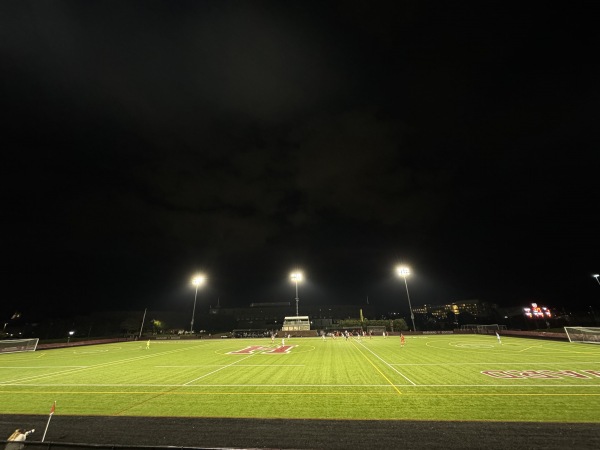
523, 303, 552, 318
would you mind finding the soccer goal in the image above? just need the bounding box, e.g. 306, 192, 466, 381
474, 324, 507, 334
564, 327, 600, 344
367, 326, 386, 334
0, 338, 39, 354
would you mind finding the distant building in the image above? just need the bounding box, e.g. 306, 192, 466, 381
413, 299, 496, 321
208, 302, 374, 331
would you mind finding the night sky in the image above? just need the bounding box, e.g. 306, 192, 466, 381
2, 1, 598, 321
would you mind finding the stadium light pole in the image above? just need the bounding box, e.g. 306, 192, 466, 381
190, 274, 205, 333
290, 271, 303, 316
396, 265, 416, 332
593, 274, 600, 286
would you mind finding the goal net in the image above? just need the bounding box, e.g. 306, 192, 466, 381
564, 327, 600, 344
472, 324, 507, 334
0, 338, 39, 354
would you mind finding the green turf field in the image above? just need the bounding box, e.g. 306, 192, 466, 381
1, 334, 599, 422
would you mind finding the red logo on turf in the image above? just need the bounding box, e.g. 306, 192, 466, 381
228, 345, 296, 355
481, 370, 599, 379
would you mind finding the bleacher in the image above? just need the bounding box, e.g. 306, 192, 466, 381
282, 315, 310, 331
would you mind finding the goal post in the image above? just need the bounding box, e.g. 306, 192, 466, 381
0, 338, 39, 354
564, 327, 600, 344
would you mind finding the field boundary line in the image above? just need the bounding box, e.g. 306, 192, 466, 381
0, 390, 402, 396
0, 366, 88, 368
389, 362, 600, 366
0, 383, 416, 387
2, 390, 599, 397
356, 341, 416, 386
113, 353, 264, 415
0, 344, 208, 385
156, 364, 305, 367
349, 341, 403, 393
2, 383, 600, 388
519, 345, 545, 352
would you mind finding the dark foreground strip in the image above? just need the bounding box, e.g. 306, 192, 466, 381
1, 415, 599, 450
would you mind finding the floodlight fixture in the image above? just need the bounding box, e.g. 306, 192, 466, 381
290, 271, 303, 316
396, 266, 411, 277
192, 275, 205, 286
395, 265, 416, 331
190, 273, 206, 332
290, 271, 303, 283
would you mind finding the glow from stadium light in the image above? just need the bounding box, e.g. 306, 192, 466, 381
395, 265, 416, 331
190, 273, 206, 332
290, 271, 303, 316
396, 265, 410, 277
290, 271, 303, 283
192, 275, 205, 286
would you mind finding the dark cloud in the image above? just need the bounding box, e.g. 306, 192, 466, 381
292, 110, 452, 228
2, 1, 599, 319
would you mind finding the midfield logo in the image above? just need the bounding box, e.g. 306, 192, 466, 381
482, 370, 600, 379
228, 345, 296, 355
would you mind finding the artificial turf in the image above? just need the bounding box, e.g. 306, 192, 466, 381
1, 334, 599, 423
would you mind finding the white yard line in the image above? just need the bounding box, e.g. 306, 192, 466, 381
182, 354, 256, 386
0, 366, 88, 368
389, 362, 600, 366
518, 345, 545, 352
0, 344, 207, 385
156, 364, 305, 367
2, 382, 599, 388
357, 341, 417, 386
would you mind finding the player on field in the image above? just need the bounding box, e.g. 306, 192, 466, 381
400, 333, 405, 347
496, 332, 502, 345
